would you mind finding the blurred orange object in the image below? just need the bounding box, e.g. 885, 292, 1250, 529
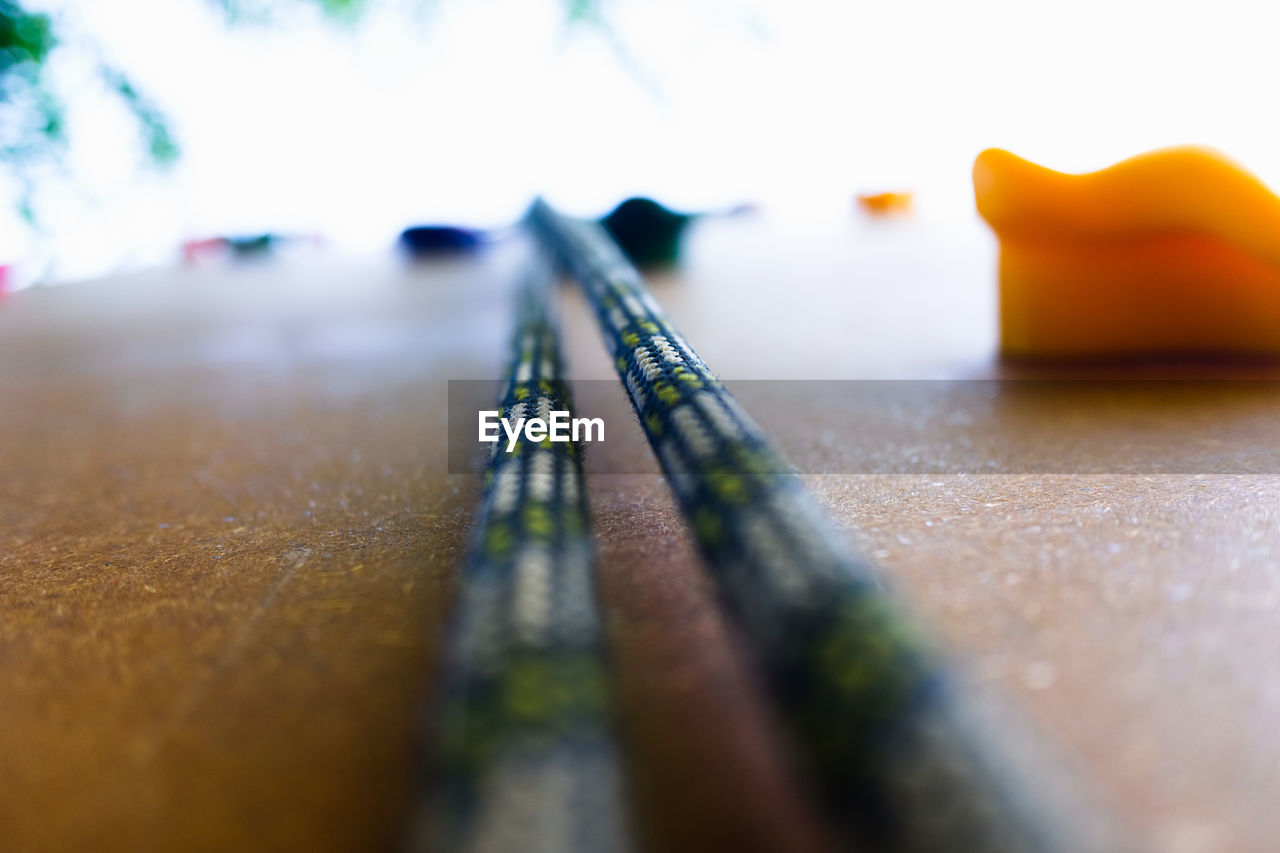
975, 146, 1280, 358
856, 191, 913, 215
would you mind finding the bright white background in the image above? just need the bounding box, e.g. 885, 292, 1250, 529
4, 0, 1280, 281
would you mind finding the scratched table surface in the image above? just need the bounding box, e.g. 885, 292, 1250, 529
2, 215, 1278, 853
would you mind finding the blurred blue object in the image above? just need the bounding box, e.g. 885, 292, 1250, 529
399, 225, 487, 258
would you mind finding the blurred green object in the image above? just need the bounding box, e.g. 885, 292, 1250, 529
209, 0, 370, 24
226, 233, 276, 256
599, 197, 694, 269
0, 3, 55, 76
1, 1, 63, 221
99, 68, 180, 166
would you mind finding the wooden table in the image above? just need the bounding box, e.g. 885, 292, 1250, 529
3, 216, 1277, 852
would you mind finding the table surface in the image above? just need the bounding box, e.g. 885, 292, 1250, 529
3, 215, 1278, 853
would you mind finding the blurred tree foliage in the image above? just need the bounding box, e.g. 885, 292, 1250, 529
208, 0, 370, 24
0, 0, 609, 224
2, 1, 65, 221
1, 0, 190, 221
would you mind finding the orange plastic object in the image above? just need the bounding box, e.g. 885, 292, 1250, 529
974, 146, 1280, 358
856, 191, 913, 216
